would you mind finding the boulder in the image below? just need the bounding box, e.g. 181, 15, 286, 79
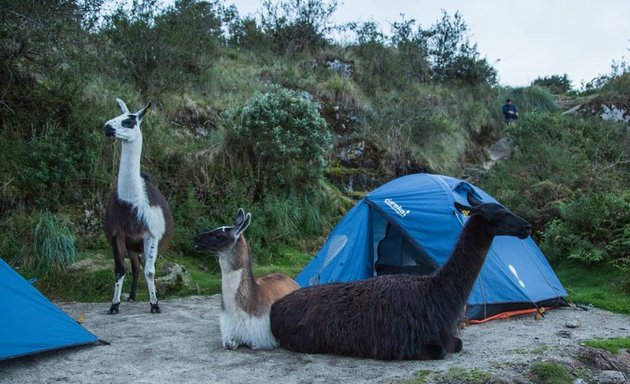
155, 262, 192, 295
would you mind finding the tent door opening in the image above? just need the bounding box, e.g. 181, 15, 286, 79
371, 208, 437, 276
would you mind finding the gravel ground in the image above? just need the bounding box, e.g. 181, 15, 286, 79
1, 295, 629, 383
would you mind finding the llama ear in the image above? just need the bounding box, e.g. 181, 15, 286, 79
234, 213, 251, 237
467, 193, 483, 207
234, 208, 246, 226
116, 98, 129, 114
454, 202, 473, 216
137, 101, 152, 120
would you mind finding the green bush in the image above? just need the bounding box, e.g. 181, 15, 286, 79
541, 192, 630, 265
235, 85, 332, 188
1, 211, 77, 274
531, 74, 573, 94
481, 113, 629, 230
481, 113, 629, 291
261, 0, 337, 55
0, 122, 105, 211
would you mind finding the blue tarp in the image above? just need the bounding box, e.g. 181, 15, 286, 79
0, 258, 99, 360
297, 173, 567, 321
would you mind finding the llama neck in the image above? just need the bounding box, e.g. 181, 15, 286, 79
219, 237, 258, 312
116, 137, 146, 205
433, 215, 494, 308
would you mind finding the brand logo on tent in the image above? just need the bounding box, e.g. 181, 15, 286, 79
384, 198, 410, 218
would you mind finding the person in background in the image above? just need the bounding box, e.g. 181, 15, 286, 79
502, 98, 519, 124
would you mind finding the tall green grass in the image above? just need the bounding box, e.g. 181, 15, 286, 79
33, 211, 77, 274
498, 86, 558, 113
3, 211, 78, 275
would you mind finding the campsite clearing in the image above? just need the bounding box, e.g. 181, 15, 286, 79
1, 295, 628, 383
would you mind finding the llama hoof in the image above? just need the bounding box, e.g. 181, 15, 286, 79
223, 338, 240, 350
450, 337, 463, 353
108, 303, 120, 315
150, 303, 161, 314
424, 344, 447, 360
127, 297, 135, 303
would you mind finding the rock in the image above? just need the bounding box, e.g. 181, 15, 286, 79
170, 101, 219, 136
577, 96, 630, 124
336, 139, 381, 169
155, 262, 192, 295
481, 137, 512, 171
67, 253, 110, 274
326, 59, 353, 79
565, 318, 580, 329
487, 137, 511, 162
593, 370, 627, 384
562, 104, 582, 115
576, 346, 625, 371
600, 104, 630, 123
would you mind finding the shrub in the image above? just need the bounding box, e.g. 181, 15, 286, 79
481, 112, 629, 291
235, 85, 332, 189
2, 122, 101, 211
541, 192, 630, 265
99, 0, 223, 93
261, 0, 337, 55
2, 211, 77, 274
531, 74, 573, 94
481, 113, 628, 229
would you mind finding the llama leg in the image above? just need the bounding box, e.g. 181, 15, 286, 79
447, 337, 463, 353
128, 251, 141, 302
108, 237, 126, 314
143, 236, 160, 313
219, 313, 240, 350
422, 344, 447, 360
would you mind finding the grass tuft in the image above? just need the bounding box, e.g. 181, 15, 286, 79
33, 211, 77, 274
529, 361, 573, 384
582, 337, 630, 355
444, 368, 493, 384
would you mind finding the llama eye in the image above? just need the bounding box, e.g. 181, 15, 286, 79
121, 118, 136, 128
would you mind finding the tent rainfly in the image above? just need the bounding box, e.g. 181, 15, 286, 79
0, 258, 100, 360
296, 173, 568, 322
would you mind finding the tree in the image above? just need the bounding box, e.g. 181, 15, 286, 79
261, 0, 337, 55
531, 74, 572, 93
0, 0, 100, 125
424, 11, 496, 86
390, 15, 430, 82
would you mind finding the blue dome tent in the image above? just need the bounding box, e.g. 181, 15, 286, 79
297, 173, 567, 322
0, 258, 100, 360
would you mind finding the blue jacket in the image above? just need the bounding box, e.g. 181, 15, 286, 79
502, 103, 518, 120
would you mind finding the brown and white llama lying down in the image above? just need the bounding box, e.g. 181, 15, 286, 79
193, 209, 299, 350
270, 194, 532, 360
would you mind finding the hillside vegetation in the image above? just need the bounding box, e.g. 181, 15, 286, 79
0, 0, 628, 304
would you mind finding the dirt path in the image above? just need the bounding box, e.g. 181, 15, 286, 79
1, 295, 629, 383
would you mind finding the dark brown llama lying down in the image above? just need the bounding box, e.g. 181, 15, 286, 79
193, 209, 299, 349
270, 194, 532, 360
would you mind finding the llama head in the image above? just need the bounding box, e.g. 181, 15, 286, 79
454, 194, 531, 239
192, 208, 252, 256
102, 98, 151, 143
